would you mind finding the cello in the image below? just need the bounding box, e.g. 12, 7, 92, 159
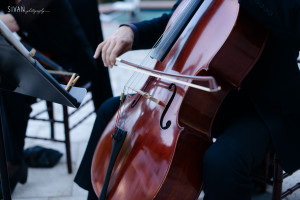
91, 0, 268, 199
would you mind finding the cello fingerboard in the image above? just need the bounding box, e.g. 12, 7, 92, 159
150, 0, 204, 62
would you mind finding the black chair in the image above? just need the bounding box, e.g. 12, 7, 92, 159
252, 152, 300, 200
27, 49, 95, 173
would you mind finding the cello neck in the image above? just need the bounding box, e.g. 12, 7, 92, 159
150, 0, 204, 62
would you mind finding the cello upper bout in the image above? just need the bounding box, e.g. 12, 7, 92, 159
209, 6, 269, 88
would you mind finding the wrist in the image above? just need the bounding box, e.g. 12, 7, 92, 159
120, 25, 135, 37
119, 23, 138, 49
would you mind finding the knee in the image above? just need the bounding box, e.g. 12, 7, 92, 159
203, 146, 226, 179
202, 146, 253, 200
203, 145, 250, 181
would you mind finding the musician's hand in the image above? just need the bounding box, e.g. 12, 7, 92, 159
0, 14, 20, 32
94, 26, 134, 68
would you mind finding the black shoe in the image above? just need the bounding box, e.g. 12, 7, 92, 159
0, 160, 28, 198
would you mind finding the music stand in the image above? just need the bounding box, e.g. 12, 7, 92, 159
0, 21, 87, 199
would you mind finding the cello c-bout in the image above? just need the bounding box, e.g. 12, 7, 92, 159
91, 0, 268, 199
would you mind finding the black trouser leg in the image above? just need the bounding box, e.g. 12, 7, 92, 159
1, 91, 33, 165
203, 112, 271, 200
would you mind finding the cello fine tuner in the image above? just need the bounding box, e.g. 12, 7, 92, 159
120, 93, 125, 101
29, 48, 36, 57
128, 87, 160, 105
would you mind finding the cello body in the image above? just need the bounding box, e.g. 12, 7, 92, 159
91, 0, 268, 199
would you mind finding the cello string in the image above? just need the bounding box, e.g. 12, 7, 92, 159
125, 38, 162, 90
117, 20, 185, 129
124, 0, 191, 92
125, 25, 170, 94
124, 0, 190, 89
151, 0, 194, 54
118, 36, 165, 127
116, 0, 191, 129
117, 49, 161, 129
125, 0, 191, 90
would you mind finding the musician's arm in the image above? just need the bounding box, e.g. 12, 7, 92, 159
239, 0, 300, 48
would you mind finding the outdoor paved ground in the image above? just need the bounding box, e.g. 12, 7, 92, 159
8, 2, 300, 200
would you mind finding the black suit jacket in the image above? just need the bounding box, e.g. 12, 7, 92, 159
132, 0, 300, 173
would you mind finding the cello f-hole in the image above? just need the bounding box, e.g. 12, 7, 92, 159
131, 95, 142, 108
160, 83, 177, 130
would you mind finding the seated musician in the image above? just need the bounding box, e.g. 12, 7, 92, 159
75, 0, 300, 199
0, 0, 112, 197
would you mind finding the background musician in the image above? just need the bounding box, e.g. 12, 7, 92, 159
0, 0, 112, 197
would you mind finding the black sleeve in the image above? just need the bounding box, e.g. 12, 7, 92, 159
9, 0, 56, 29
132, 0, 182, 49
238, 0, 300, 48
